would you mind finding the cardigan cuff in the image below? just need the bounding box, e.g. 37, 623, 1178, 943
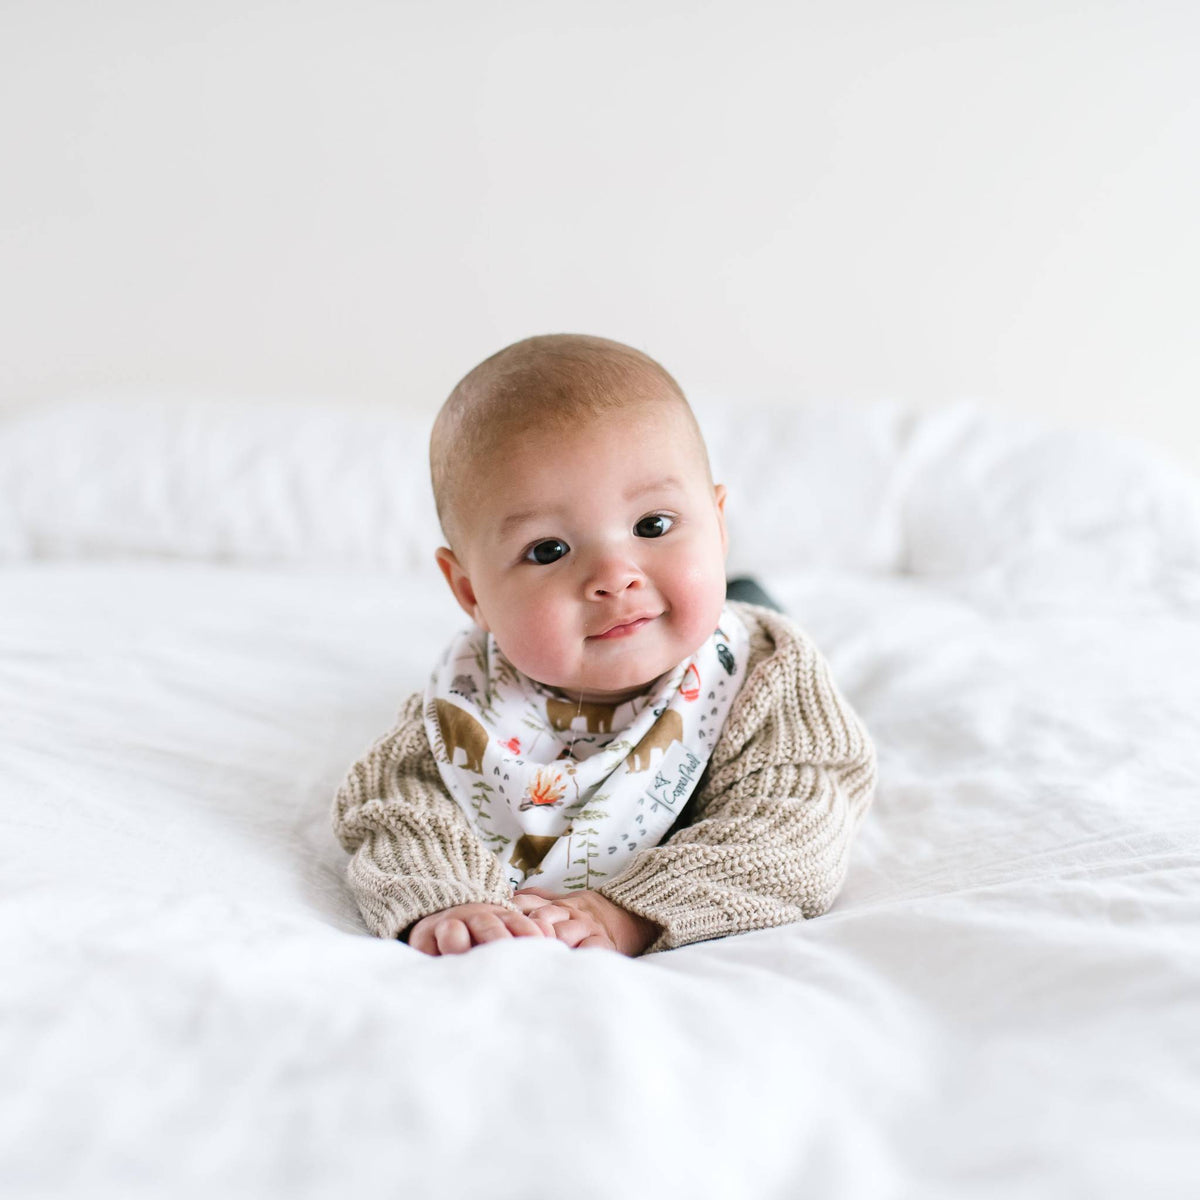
596, 860, 802, 954
350, 865, 519, 942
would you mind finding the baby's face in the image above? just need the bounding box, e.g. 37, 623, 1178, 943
436, 403, 728, 703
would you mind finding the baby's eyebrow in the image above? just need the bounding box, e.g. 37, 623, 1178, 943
624, 475, 684, 501
496, 477, 685, 536
498, 507, 553, 536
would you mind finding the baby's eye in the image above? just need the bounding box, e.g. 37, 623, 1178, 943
634, 514, 674, 539
524, 538, 570, 565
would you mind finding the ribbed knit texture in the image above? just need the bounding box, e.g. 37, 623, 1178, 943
331, 602, 877, 954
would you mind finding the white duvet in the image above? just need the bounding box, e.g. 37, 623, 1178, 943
2, 397, 1198, 1200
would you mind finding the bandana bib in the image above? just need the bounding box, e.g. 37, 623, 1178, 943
423, 608, 750, 893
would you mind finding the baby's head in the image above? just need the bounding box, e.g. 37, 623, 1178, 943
430, 333, 728, 704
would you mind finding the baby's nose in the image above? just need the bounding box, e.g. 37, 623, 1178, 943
584, 554, 644, 598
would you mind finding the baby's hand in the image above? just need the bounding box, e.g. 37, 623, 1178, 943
407, 901, 557, 956
512, 888, 658, 957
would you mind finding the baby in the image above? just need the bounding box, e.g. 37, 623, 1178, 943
332, 333, 877, 957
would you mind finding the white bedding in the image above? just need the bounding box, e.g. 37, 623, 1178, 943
2, 398, 1199, 1199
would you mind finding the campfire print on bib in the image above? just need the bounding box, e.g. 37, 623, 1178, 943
423, 608, 750, 892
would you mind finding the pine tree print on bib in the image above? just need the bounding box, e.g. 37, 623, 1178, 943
423, 608, 750, 892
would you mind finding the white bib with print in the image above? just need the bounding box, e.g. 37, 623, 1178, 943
423, 608, 750, 893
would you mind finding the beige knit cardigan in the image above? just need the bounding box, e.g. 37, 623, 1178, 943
332, 602, 877, 955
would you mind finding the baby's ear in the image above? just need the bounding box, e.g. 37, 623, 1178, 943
713, 484, 729, 558
434, 547, 489, 630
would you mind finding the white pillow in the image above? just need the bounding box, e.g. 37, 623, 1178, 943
695, 395, 909, 577
2, 395, 1196, 589
899, 400, 1200, 590
0, 397, 443, 574
0, 394, 914, 575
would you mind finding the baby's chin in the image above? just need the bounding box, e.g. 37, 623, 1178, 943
547, 679, 660, 706
536, 653, 696, 706
526, 657, 667, 706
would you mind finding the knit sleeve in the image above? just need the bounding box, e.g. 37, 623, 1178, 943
331, 693, 520, 941
594, 608, 877, 954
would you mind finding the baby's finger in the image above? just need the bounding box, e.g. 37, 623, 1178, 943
513, 897, 574, 930
498, 911, 550, 939
512, 892, 563, 916
408, 924, 437, 955
434, 919, 472, 955
525, 903, 571, 927
577, 932, 615, 951
550, 918, 594, 949
465, 912, 513, 944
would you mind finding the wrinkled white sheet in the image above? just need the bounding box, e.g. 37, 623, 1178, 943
2, 400, 1200, 1199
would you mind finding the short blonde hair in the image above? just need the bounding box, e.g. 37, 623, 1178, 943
430, 333, 708, 547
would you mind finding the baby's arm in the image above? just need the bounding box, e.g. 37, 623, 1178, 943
332, 693, 527, 944
592, 615, 877, 953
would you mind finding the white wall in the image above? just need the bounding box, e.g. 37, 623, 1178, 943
2, 0, 1197, 474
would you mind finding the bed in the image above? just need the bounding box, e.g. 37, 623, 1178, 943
3, 395, 1199, 1199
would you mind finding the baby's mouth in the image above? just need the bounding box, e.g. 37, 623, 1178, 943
589, 614, 658, 641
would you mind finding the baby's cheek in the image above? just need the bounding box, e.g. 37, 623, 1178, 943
496, 619, 573, 684
676, 562, 728, 631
